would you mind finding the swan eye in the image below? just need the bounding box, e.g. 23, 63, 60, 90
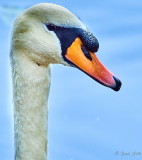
46, 24, 57, 31
81, 45, 92, 61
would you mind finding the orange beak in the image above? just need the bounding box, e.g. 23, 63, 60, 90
65, 38, 121, 91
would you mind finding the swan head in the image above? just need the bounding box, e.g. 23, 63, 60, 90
11, 3, 121, 91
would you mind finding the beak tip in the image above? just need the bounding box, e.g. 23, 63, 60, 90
112, 76, 122, 91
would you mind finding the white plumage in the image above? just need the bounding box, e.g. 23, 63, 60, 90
11, 3, 87, 160
11, 3, 121, 160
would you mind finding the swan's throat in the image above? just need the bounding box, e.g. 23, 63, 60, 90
11, 53, 50, 160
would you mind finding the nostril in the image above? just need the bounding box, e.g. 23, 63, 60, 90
81, 45, 92, 61
112, 76, 122, 91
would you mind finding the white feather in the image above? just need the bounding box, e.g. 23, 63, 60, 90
11, 3, 86, 160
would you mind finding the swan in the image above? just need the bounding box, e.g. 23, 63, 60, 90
10, 3, 121, 160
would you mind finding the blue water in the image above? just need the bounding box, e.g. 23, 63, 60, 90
0, 0, 142, 160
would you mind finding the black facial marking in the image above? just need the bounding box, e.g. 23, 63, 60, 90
81, 45, 92, 61
46, 24, 99, 63
47, 24, 79, 64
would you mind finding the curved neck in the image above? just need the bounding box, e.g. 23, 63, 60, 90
11, 51, 50, 160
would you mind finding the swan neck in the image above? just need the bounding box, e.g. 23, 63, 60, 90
11, 51, 50, 160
